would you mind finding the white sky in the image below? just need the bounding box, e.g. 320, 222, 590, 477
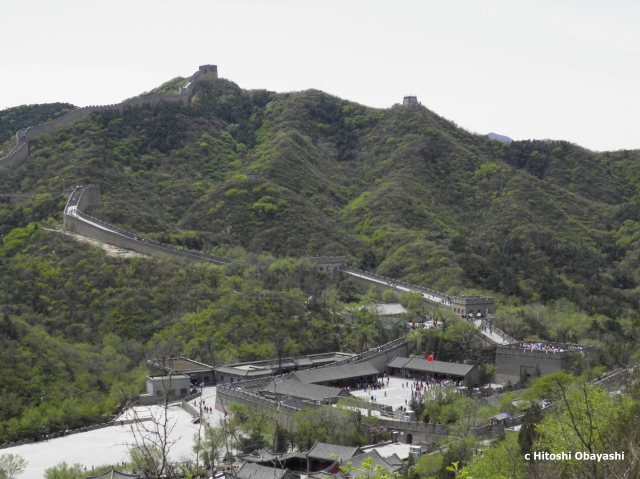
1, 0, 639, 152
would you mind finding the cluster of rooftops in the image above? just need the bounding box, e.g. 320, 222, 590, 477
153, 351, 480, 396
85, 442, 404, 479
152, 352, 359, 385
235, 441, 405, 479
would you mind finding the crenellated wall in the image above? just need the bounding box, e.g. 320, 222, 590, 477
215, 386, 298, 430
494, 343, 590, 384
312, 337, 408, 371
75, 183, 101, 212
0, 68, 205, 170
63, 185, 232, 265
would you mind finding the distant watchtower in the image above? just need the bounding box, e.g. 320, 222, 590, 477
403, 96, 419, 106
310, 256, 347, 273
199, 65, 218, 78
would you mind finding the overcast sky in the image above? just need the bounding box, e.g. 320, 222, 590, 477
1, 0, 638, 152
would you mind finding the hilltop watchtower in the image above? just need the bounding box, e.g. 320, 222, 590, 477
199, 65, 218, 77
403, 96, 419, 106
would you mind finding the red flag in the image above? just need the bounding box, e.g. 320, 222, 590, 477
427, 354, 434, 362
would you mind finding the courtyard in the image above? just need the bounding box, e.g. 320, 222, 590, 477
8, 385, 225, 478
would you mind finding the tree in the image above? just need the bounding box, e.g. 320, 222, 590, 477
381, 289, 396, 303
193, 424, 225, 468
534, 379, 629, 479
0, 454, 28, 479
400, 291, 422, 310
517, 402, 542, 457
0, 454, 27, 479
124, 376, 184, 478
293, 403, 367, 449
438, 439, 474, 479
461, 434, 526, 479
443, 320, 478, 359
43, 462, 84, 479
341, 456, 391, 479
322, 284, 344, 325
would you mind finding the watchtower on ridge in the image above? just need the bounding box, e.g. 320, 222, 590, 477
403, 96, 420, 106
199, 65, 218, 77
311, 256, 347, 273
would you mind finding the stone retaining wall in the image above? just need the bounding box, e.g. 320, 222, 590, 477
215, 386, 297, 430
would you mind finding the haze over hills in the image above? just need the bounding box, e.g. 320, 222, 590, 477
487, 132, 512, 144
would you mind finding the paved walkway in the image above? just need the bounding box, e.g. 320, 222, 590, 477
343, 270, 514, 346
343, 271, 447, 304
472, 319, 510, 345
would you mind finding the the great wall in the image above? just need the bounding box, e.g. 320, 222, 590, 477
0, 65, 216, 170
2, 63, 508, 345
63, 184, 231, 265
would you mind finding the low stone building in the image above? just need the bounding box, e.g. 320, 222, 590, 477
306, 443, 364, 473
344, 450, 404, 476
87, 468, 141, 479
237, 442, 403, 477
403, 96, 420, 106
199, 64, 218, 77
139, 374, 191, 405
449, 296, 495, 317
148, 358, 216, 385
386, 356, 479, 385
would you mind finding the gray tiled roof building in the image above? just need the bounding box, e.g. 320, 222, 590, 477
86, 469, 141, 479
386, 356, 411, 369
402, 358, 475, 376
260, 378, 351, 402
236, 462, 297, 479
288, 362, 379, 385
306, 442, 364, 462
343, 449, 404, 474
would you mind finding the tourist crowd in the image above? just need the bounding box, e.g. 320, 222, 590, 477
517, 342, 585, 353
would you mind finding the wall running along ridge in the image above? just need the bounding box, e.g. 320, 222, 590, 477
63, 185, 232, 265
0, 71, 200, 170
4, 65, 500, 316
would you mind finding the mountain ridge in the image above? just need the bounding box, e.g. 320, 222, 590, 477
1, 74, 640, 317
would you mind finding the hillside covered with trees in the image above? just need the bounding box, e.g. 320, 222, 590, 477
2, 73, 640, 459
3, 75, 640, 320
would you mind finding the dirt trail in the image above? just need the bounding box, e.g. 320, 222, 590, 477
45, 228, 149, 258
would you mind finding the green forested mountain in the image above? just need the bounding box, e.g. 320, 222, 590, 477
2, 74, 640, 444
2, 75, 640, 317
0, 102, 74, 147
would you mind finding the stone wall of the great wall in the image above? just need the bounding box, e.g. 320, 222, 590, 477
0, 72, 199, 170
64, 185, 231, 265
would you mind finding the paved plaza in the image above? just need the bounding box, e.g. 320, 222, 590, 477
9, 386, 224, 478
10, 383, 420, 477
349, 376, 455, 414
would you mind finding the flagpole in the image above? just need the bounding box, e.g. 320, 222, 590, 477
432, 351, 434, 388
